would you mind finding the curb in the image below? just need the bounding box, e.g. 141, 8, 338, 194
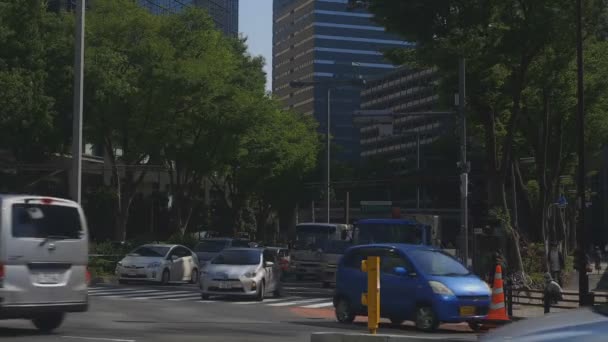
311, 332, 474, 342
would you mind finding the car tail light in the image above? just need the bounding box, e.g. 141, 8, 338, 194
40, 198, 54, 205
86, 267, 91, 285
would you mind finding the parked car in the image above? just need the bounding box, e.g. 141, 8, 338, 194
116, 244, 199, 285
193, 238, 250, 266
265, 247, 290, 279
200, 248, 282, 301
0, 195, 90, 333
321, 240, 351, 288
333, 243, 491, 332
481, 305, 608, 341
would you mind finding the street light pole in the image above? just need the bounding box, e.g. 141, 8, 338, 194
326, 87, 332, 223
459, 58, 469, 268
575, 0, 590, 306
70, 0, 85, 204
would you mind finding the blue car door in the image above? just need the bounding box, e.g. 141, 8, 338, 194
380, 248, 418, 320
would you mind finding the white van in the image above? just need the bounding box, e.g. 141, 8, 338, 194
0, 195, 89, 332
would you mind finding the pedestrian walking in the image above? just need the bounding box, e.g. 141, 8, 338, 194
543, 273, 563, 314
547, 242, 565, 286
594, 246, 602, 274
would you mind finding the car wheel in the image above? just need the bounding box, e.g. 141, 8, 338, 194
161, 269, 170, 285
335, 298, 355, 324
190, 269, 199, 284
256, 281, 265, 302
415, 306, 438, 332
389, 317, 405, 327
201, 294, 210, 300
32, 313, 65, 333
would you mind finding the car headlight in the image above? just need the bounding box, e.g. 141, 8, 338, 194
117, 261, 122, 267
147, 262, 161, 269
244, 271, 256, 278
429, 281, 455, 296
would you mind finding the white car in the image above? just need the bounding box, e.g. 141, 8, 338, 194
200, 248, 282, 301
116, 244, 199, 285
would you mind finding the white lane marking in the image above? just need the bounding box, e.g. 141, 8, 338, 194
231, 297, 300, 305
62, 336, 136, 342
165, 295, 206, 301
268, 298, 328, 307
131, 292, 200, 300
300, 301, 334, 308
89, 289, 162, 296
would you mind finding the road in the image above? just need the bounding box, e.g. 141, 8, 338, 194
0, 281, 477, 342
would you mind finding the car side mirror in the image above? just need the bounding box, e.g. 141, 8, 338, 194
170, 255, 179, 261
265, 261, 274, 267
393, 267, 408, 276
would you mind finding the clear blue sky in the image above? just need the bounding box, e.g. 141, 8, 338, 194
239, 0, 273, 91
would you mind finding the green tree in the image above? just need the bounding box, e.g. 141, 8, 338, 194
367, 0, 608, 273
85, 0, 173, 240
0, 0, 70, 166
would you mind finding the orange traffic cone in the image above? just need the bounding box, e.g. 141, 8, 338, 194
483, 264, 510, 327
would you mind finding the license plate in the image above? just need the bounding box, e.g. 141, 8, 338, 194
219, 282, 231, 289
37, 273, 60, 284
459, 306, 476, 316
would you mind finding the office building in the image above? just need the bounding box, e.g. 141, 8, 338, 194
355, 67, 448, 168
194, 0, 239, 36
139, 0, 239, 36
272, 0, 409, 160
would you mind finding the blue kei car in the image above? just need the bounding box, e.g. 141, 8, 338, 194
333, 244, 491, 332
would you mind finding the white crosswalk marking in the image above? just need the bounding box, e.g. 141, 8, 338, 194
232, 297, 298, 305
87, 286, 332, 309
300, 301, 333, 309
89, 289, 162, 295
268, 298, 328, 307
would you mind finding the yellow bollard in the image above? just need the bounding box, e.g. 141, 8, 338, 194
361, 256, 380, 334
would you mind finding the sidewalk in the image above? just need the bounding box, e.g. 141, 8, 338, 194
511, 304, 568, 319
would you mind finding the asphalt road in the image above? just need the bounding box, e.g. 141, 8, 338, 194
0, 281, 478, 342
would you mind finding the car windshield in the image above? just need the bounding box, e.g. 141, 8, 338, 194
129, 246, 170, 258
408, 250, 470, 276
212, 250, 261, 265
194, 240, 228, 253
356, 223, 423, 245
12, 203, 83, 239
295, 225, 336, 250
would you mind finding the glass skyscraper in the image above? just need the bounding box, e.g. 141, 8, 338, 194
139, 0, 238, 36
273, 0, 408, 160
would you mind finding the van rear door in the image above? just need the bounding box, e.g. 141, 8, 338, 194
2, 196, 89, 306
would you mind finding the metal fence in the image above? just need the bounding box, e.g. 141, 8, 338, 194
506, 284, 608, 315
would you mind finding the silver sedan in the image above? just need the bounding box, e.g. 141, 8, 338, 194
199, 248, 282, 301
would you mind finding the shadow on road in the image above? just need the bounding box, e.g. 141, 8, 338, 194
0, 327, 43, 337
287, 320, 473, 335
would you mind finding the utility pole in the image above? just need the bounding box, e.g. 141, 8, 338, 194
458, 58, 469, 267
327, 88, 332, 223
416, 132, 421, 209
70, 0, 85, 204
576, 0, 590, 306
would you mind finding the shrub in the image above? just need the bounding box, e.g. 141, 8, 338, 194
166, 231, 199, 249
